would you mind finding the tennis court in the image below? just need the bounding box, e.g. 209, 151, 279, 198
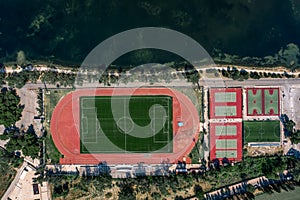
215, 106, 237, 117
216, 139, 237, 149
209, 88, 242, 119
209, 122, 243, 161
215, 125, 237, 136
215, 92, 236, 102
215, 150, 237, 159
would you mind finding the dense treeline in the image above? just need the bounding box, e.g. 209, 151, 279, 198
0, 148, 23, 197
40, 170, 203, 200
220, 67, 297, 81
0, 125, 43, 159
280, 114, 300, 144
0, 67, 76, 88
0, 88, 23, 126
36, 155, 300, 200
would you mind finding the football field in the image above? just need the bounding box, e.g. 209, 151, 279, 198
80, 95, 173, 153
243, 121, 281, 143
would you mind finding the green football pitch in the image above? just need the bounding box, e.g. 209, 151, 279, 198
79, 95, 173, 153
243, 121, 281, 143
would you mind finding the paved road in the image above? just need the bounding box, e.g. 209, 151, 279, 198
22, 77, 300, 90
200, 78, 300, 87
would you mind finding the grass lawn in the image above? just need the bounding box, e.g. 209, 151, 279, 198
0, 169, 16, 198
44, 89, 74, 164
0, 149, 18, 198
44, 134, 61, 164
173, 87, 203, 122
80, 95, 173, 153
243, 121, 281, 143
44, 89, 74, 123
255, 186, 300, 200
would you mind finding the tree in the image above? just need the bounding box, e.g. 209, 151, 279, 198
16, 50, 26, 66
187, 70, 201, 89
194, 184, 204, 199
118, 180, 136, 200
0, 88, 24, 126
2, 124, 42, 159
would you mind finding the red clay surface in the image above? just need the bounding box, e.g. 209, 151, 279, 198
246, 88, 280, 116
50, 88, 199, 164
209, 88, 242, 119
209, 122, 243, 162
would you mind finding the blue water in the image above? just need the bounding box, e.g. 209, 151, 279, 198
249, 143, 280, 147
0, 0, 299, 64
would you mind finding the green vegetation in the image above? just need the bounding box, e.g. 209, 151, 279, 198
220, 66, 295, 81
80, 95, 172, 153
243, 121, 281, 143
0, 148, 23, 197
281, 115, 300, 144
1, 68, 76, 89
44, 89, 74, 122
173, 87, 204, 122
189, 133, 205, 164
0, 125, 42, 159
44, 89, 73, 163
39, 155, 300, 200
214, 43, 300, 69
44, 134, 61, 164
44, 171, 205, 200
221, 67, 249, 81
255, 186, 300, 200
6, 71, 40, 88
41, 70, 76, 87
0, 88, 23, 127
36, 88, 44, 117
207, 156, 296, 190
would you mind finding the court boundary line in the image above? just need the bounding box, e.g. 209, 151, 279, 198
81, 95, 172, 153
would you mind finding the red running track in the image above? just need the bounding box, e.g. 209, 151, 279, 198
50, 88, 199, 164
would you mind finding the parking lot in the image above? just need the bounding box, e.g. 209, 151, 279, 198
15, 88, 41, 133
282, 85, 300, 130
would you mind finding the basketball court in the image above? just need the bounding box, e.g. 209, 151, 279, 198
246, 88, 280, 116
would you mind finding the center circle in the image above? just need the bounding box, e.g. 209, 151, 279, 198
117, 116, 134, 133
259, 128, 265, 135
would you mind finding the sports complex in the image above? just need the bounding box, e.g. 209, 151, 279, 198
50, 88, 199, 164
209, 87, 282, 163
